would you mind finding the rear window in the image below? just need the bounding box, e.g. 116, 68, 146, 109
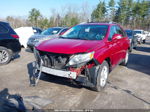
0, 24, 8, 33
41, 28, 62, 35
134, 31, 142, 34
125, 30, 133, 36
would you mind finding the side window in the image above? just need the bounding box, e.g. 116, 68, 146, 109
38, 29, 42, 34
0, 24, 8, 34
60, 29, 68, 34
59, 29, 68, 35
33, 28, 42, 34
108, 25, 117, 40
115, 26, 126, 37
33, 28, 38, 34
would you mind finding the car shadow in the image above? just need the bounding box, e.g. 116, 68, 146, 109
27, 62, 83, 89
0, 88, 26, 112
25, 48, 33, 53
127, 53, 150, 75
144, 42, 150, 46
135, 46, 150, 53
144, 39, 150, 45
107, 82, 150, 105
12, 54, 20, 60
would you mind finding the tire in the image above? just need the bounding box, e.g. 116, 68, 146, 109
0, 47, 12, 65
129, 43, 133, 52
94, 61, 109, 92
121, 50, 129, 66
138, 39, 142, 44
28, 47, 33, 52
133, 46, 136, 49
138, 42, 141, 44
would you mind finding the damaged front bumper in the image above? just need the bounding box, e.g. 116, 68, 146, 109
33, 61, 96, 88
32, 49, 98, 87
37, 65, 77, 79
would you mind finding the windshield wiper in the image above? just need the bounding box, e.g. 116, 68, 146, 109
81, 38, 89, 40
59, 36, 65, 38
59, 37, 89, 40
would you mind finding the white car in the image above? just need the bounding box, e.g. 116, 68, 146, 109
144, 31, 150, 37
148, 31, 150, 37
134, 30, 147, 43
14, 27, 42, 48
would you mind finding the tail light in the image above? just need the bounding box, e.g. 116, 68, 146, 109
11, 34, 19, 39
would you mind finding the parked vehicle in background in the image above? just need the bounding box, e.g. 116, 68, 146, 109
27, 27, 68, 51
134, 29, 147, 44
33, 22, 130, 91
144, 31, 150, 37
0, 21, 21, 65
125, 29, 137, 52
14, 27, 42, 48
147, 31, 150, 37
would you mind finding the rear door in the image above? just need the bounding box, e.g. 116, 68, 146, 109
115, 25, 129, 60
0, 23, 9, 40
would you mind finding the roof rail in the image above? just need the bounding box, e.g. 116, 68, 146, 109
79, 22, 87, 24
88, 21, 118, 24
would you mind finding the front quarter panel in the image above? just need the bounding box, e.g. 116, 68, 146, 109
93, 42, 112, 65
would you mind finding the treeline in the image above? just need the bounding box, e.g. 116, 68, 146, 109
92, 0, 150, 30
2, 0, 150, 30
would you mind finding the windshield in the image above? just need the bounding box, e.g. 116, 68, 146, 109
61, 25, 108, 40
134, 31, 142, 34
41, 28, 62, 35
125, 30, 133, 36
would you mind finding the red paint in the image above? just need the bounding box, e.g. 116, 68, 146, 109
11, 34, 19, 39
36, 23, 130, 69
69, 63, 95, 75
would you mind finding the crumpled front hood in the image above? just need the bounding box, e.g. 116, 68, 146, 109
36, 38, 103, 54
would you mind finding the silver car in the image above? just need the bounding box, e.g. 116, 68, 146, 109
27, 27, 68, 51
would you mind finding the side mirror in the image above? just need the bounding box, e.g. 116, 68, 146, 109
112, 34, 122, 40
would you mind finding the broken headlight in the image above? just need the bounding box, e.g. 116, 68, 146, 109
67, 51, 94, 66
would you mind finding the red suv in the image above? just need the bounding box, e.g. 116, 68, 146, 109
34, 22, 130, 91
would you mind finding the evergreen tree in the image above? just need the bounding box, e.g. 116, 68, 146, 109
109, 0, 115, 21
91, 1, 106, 22
28, 8, 42, 27
117, 0, 128, 25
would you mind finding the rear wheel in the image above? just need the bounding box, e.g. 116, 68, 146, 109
143, 40, 146, 44
94, 61, 109, 92
121, 50, 129, 66
0, 47, 12, 65
129, 43, 133, 52
133, 47, 136, 49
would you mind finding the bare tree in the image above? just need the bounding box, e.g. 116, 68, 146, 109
80, 1, 91, 22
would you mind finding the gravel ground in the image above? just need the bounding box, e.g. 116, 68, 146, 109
0, 38, 150, 110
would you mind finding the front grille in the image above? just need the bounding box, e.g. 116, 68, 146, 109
39, 51, 70, 69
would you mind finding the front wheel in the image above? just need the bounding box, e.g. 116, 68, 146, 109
0, 47, 12, 65
94, 61, 109, 92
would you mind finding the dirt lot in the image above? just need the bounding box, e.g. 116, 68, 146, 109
0, 38, 150, 110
